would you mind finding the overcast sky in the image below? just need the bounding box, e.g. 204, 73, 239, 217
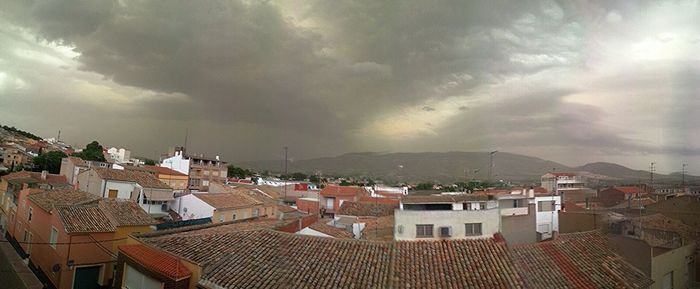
1, 0, 699, 173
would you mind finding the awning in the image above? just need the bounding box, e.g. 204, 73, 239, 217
143, 188, 175, 201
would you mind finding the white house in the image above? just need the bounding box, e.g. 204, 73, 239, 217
394, 194, 501, 241
107, 147, 132, 164
533, 193, 561, 240
170, 193, 215, 221
77, 167, 174, 216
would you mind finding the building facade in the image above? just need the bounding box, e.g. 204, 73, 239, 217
160, 147, 227, 191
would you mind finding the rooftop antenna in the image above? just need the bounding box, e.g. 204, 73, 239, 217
488, 150, 498, 184
57, 130, 61, 142
650, 162, 656, 186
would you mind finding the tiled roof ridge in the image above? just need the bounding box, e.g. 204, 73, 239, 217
56, 204, 117, 233
136, 216, 272, 238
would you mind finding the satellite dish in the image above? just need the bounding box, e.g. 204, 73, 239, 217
183, 207, 188, 213
52, 264, 61, 272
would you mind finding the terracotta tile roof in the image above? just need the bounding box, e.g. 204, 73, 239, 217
320, 185, 369, 197
57, 205, 116, 233
92, 167, 171, 189
338, 201, 397, 217
393, 236, 525, 289
27, 188, 100, 212
401, 194, 489, 204
99, 199, 156, 226
511, 231, 653, 289
308, 221, 354, 239
626, 214, 700, 241
140, 218, 290, 240
2, 171, 69, 186
194, 192, 260, 210
143, 228, 526, 289
143, 165, 187, 177
613, 186, 644, 194
119, 244, 191, 280
277, 205, 298, 214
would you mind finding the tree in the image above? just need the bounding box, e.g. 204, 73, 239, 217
290, 172, 307, 181
143, 158, 157, 166
71, 141, 106, 162
227, 165, 252, 179
308, 175, 321, 184
339, 180, 352, 186
32, 151, 67, 174
415, 182, 434, 190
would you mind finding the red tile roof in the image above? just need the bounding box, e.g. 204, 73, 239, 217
143, 228, 526, 289
57, 205, 116, 233
511, 231, 653, 289
338, 201, 397, 217
99, 199, 156, 226
319, 185, 369, 197
143, 165, 187, 177
119, 244, 191, 280
92, 167, 171, 189
613, 186, 644, 194
27, 188, 100, 212
1, 171, 69, 186
307, 221, 354, 239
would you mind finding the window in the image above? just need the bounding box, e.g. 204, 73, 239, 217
107, 189, 118, 199
538, 201, 556, 212
662, 271, 673, 289
125, 264, 163, 289
439, 226, 452, 237
416, 224, 433, 238
27, 207, 32, 222
232, 214, 236, 220
219, 214, 224, 223
253, 208, 260, 217
464, 203, 473, 210
480, 202, 486, 210
50, 227, 58, 248
465, 223, 482, 236
513, 200, 519, 208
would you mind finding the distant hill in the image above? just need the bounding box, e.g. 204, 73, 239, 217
240, 152, 698, 185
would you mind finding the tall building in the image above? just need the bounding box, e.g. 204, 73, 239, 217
160, 147, 227, 191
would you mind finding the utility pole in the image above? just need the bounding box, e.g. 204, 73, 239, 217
488, 151, 498, 184
649, 162, 656, 186
682, 163, 688, 186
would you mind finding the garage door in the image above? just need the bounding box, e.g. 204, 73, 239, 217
73, 266, 101, 289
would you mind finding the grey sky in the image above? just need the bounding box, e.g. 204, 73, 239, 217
1, 0, 699, 173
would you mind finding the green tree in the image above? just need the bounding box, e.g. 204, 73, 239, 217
339, 180, 352, 186
71, 141, 106, 162
227, 165, 252, 179
143, 158, 157, 166
415, 182, 434, 190
308, 175, 321, 184
32, 151, 67, 174
290, 172, 307, 181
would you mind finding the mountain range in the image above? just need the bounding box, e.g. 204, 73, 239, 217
240, 151, 698, 185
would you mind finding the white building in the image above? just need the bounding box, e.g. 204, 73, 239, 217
107, 147, 132, 164
77, 167, 174, 216
170, 193, 215, 221
394, 194, 501, 241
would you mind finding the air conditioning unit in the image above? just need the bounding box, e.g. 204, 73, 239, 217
439, 226, 452, 237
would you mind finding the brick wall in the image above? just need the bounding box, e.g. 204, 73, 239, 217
296, 199, 319, 215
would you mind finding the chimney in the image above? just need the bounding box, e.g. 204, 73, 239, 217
41, 170, 48, 180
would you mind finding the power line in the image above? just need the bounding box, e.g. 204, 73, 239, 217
0, 237, 127, 245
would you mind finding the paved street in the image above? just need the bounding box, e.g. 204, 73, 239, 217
0, 236, 42, 289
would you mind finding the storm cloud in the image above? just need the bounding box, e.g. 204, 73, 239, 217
1, 0, 699, 173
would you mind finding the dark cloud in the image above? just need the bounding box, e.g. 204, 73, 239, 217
0, 0, 699, 171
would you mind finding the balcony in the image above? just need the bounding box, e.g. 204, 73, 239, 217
500, 207, 528, 216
